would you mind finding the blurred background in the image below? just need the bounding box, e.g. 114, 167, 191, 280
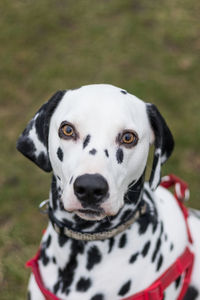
0, 0, 199, 298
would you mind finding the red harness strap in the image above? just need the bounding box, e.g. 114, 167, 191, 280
26, 174, 194, 300
123, 247, 194, 300
26, 251, 60, 300
160, 174, 193, 244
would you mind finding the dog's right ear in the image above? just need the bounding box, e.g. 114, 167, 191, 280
16, 90, 66, 172
146, 103, 174, 190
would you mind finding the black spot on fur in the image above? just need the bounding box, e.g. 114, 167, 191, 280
104, 149, 109, 157
152, 237, 161, 262
89, 148, 97, 155
40, 248, 49, 266
108, 237, 115, 253
137, 215, 150, 235
90, 294, 104, 300
129, 252, 139, 264
69, 176, 73, 184
121, 90, 127, 94
119, 233, 127, 248
183, 286, 199, 300
86, 246, 102, 270
116, 148, 124, 164
57, 175, 61, 180
53, 282, 60, 294
46, 235, 52, 248
76, 277, 91, 292
83, 135, 91, 149
56, 240, 84, 294
57, 147, 63, 161
51, 175, 59, 210
142, 241, 151, 257
170, 243, 174, 251
118, 280, 131, 296
175, 276, 181, 289
160, 221, 164, 235
156, 254, 163, 271
58, 235, 69, 247
52, 256, 56, 264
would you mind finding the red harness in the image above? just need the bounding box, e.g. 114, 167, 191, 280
26, 174, 194, 300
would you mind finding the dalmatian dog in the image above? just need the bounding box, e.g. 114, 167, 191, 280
17, 84, 200, 300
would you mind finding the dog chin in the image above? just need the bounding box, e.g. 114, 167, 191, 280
75, 210, 106, 221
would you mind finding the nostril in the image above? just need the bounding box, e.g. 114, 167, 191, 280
94, 189, 105, 198
76, 186, 86, 197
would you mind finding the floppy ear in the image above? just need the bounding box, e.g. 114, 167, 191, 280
146, 104, 174, 190
17, 90, 66, 172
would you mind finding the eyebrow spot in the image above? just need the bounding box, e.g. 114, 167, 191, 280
104, 149, 109, 158
83, 135, 91, 149
89, 149, 97, 155
116, 148, 124, 164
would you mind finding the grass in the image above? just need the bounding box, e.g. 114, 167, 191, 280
0, 0, 199, 298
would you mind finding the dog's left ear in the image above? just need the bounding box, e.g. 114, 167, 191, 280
146, 103, 174, 190
17, 90, 66, 172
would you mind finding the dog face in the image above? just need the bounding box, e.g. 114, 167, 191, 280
48, 85, 152, 220
17, 84, 174, 221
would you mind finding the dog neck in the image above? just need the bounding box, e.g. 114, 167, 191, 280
48, 171, 153, 241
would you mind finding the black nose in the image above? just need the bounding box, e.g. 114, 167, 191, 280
74, 174, 109, 205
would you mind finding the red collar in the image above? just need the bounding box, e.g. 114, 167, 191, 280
26, 174, 194, 300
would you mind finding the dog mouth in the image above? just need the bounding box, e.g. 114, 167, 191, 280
75, 208, 106, 221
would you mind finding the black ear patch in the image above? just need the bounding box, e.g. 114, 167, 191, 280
146, 104, 174, 190
17, 90, 66, 172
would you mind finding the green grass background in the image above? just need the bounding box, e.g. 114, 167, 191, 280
0, 0, 199, 298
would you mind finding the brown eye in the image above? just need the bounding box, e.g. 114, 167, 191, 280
121, 131, 138, 146
62, 125, 74, 136
59, 122, 77, 140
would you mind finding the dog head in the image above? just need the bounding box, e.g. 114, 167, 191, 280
17, 84, 174, 221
